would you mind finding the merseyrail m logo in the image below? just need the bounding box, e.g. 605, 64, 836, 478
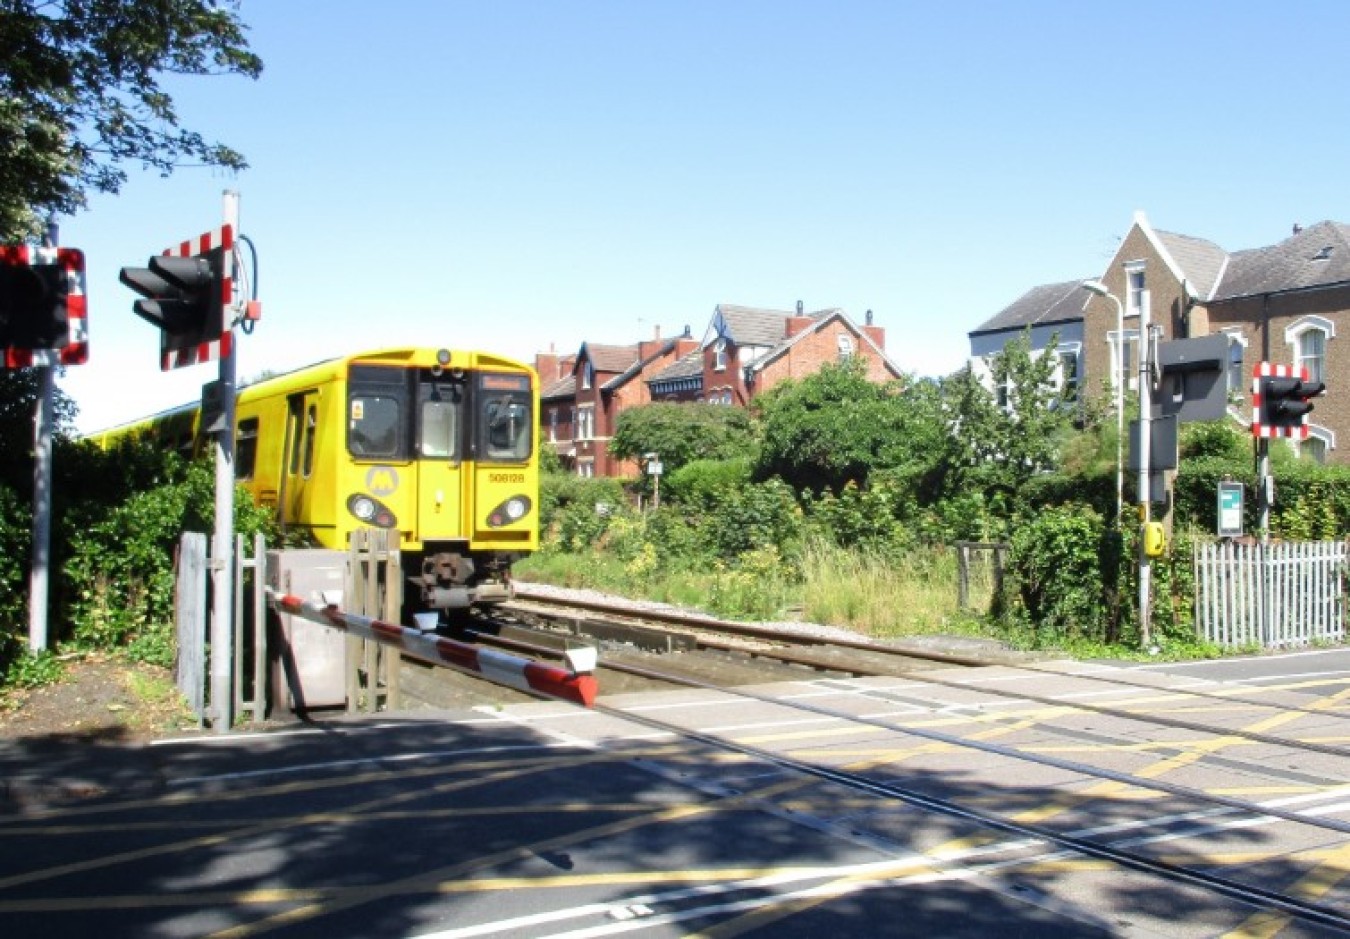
365, 467, 399, 497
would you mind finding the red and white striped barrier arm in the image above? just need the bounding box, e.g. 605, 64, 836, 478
268, 591, 598, 708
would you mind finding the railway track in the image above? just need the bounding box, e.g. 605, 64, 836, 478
399, 586, 1350, 930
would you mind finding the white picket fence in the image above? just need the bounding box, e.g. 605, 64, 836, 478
1193, 541, 1346, 649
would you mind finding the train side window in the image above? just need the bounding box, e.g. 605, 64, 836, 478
236, 417, 259, 480
287, 398, 304, 475
348, 394, 400, 458
302, 404, 317, 477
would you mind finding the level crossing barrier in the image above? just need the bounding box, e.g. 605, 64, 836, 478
265, 590, 599, 707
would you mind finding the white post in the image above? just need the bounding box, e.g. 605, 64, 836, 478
1137, 290, 1153, 648
28, 365, 53, 652
211, 190, 240, 732
27, 221, 59, 652
1111, 294, 1124, 524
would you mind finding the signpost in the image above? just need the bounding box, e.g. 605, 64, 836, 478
1218, 481, 1244, 539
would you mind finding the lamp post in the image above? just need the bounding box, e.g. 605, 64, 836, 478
1081, 279, 1124, 524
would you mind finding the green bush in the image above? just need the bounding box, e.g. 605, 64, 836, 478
698, 477, 802, 562
539, 473, 626, 547
663, 457, 753, 511
804, 479, 913, 556
0, 485, 31, 676
1001, 504, 1111, 645
63, 459, 276, 667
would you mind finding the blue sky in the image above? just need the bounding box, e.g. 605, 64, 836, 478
53, 0, 1350, 433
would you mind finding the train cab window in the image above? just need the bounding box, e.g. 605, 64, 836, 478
477, 373, 533, 462
348, 365, 410, 460
348, 395, 400, 458
236, 417, 259, 480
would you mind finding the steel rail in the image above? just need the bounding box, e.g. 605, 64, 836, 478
512, 588, 1349, 760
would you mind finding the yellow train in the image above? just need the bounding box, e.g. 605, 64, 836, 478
89, 347, 539, 621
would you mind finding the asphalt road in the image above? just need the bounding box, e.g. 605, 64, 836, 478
1, 646, 1346, 938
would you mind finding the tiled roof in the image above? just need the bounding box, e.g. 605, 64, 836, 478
581, 343, 640, 373
647, 349, 703, 385
1213, 221, 1350, 300
968, 280, 1088, 337
1156, 230, 1228, 299
714, 305, 801, 346
541, 374, 575, 400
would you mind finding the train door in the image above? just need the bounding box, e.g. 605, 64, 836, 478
415, 373, 466, 542
279, 391, 320, 537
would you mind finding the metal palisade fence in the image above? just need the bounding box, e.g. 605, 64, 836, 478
1194, 540, 1346, 649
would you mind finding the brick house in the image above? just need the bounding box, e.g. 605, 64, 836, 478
971, 211, 1350, 464
1083, 212, 1348, 463
536, 332, 699, 477
538, 302, 902, 478
648, 302, 901, 406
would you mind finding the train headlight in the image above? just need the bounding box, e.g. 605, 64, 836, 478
347, 493, 398, 529
486, 494, 532, 528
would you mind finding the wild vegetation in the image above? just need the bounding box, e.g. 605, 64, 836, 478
519, 340, 1350, 660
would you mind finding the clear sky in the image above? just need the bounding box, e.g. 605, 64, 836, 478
51, 0, 1350, 434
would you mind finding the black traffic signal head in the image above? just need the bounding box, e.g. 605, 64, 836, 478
120, 238, 231, 370
1254, 364, 1325, 437
0, 246, 88, 367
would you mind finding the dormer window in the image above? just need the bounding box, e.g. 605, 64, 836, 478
714, 339, 727, 372
1313, 245, 1334, 261
581, 360, 594, 390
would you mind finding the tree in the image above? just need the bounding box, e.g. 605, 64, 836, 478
609, 402, 755, 476
0, 0, 263, 238
939, 331, 1074, 505
753, 358, 915, 493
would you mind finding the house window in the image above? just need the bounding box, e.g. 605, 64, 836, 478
1295, 328, 1327, 383
1125, 262, 1145, 319
581, 361, 594, 390
837, 334, 854, 361
1225, 332, 1247, 396
1058, 349, 1080, 402
1298, 426, 1335, 464
548, 409, 557, 442
714, 339, 727, 372
1110, 330, 1139, 394
577, 405, 594, 440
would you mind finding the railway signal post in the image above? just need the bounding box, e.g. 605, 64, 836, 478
1, 223, 89, 653
120, 191, 245, 732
